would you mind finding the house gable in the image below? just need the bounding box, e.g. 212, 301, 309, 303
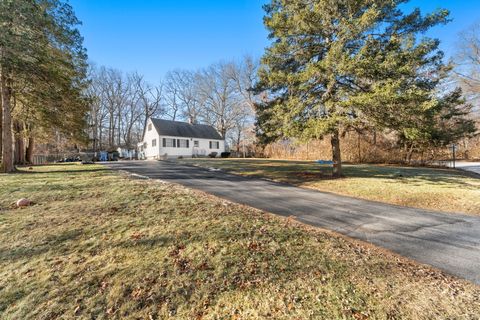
140, 118, 225, 159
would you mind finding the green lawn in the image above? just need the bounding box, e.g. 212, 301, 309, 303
179, 158, 480, 215
0, 164, 479, 319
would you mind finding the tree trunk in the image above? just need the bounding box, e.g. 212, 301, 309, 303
99, 126, 103, 150
13, 121, 25, 165
374, 131, 378, 162
14, 135, 25, 164
236, 131, 241, 153
357, 131, 361, 163
116, 112, 121, 147
331, 130, 342, 177
26, 136, 35, 164
405, 143, 415, 164
92, 113, 98, 153
109, 113, 114, 148
1, 72, 14, 173
0, 89, 2, 159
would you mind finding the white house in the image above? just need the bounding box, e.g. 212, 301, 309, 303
139, 118, 225, 159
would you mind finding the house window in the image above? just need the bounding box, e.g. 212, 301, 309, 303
194, 140, 199, 147
209, 141, 219, 149
152, 139, 157, 147
148, 123, 152, 131
163, 138, 175, 147
162, 138, 190, 148
178, 139, 189, 148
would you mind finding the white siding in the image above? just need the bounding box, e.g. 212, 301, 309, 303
159, 136, 194, 157
143, 118, 161, 159
142, 118, 225, 160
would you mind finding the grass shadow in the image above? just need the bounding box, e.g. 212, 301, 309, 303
14, 168, 109, 175
0, 229, 83, 262
188, 159, 480, 189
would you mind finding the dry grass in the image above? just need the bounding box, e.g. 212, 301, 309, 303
0, 163, 479, 319
179, 158, 480, 215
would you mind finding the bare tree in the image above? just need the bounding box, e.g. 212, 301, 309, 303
228, 56, 259, 150
96, 67, 129, 148
455, 22, 480, 109
196, 62, 239, 138
131, 72, 164, 136
229, 55, 259, 110
86, 66, 108, 151
165, 70, 203, 123
86, 57, 259, 152
118, 73, 142, 148
87, 66, 164, 150
164, 71, 181, 121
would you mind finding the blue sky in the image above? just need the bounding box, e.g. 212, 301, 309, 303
70, 0, 480, 84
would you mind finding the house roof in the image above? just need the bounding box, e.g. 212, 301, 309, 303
150, 118, 223, 140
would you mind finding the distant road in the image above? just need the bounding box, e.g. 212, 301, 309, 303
455, 162, 480, 175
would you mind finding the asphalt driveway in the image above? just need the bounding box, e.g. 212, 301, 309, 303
106, 160, 480, 284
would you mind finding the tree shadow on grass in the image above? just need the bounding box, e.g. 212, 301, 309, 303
183, 159, 480, 193
224, 161, 480, 190
357, 167, 479, 190
114, 235, 173, 250
0, 229, 83, 263
15, 168, 109, 175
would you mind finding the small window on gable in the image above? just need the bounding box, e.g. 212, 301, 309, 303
148, 123, 152, 131
152, 139, 157, 147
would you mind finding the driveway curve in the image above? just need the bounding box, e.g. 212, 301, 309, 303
456, 161, 480, 176
106, 160, 480, 284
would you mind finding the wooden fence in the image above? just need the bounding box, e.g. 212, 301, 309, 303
31, 153, 95, 165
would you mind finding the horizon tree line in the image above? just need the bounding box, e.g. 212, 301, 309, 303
1, 0, 479, 174
86, 56, 259, 153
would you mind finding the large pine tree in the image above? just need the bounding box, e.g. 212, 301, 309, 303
256, 0, 473, 176
0, 0, 88, 172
